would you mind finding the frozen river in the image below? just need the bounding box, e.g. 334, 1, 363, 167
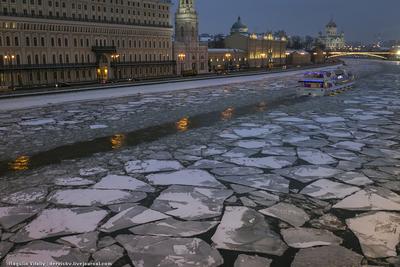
0, 59, 400, 267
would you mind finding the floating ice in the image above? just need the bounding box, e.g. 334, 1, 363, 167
314, 116, 346, 123
300, 179, 360, 200
100, 206, 169, 233
11, 208, 108, 243
235, 140, 266, 149
297, 148, 337, 165
116, 235, 223, 267
125, 160, 183, 174
259, 202, 310, 227
211, 206, 287, 255
228, 156, 296, 169
261, 147, 296, 156
130, 218, 218, 237
332, 141, 365, 152
146, 169, 225, 188
1, 188, 47, 205
54, 177, 95, 186
89, 124, 108, 129
347, 211, 400, 258
234, 255, 272, 267
275, 165, 342, 183
222, 147, 259, 158
19, 118, 55, 126
0, 205, 46, 230
93, 174, 155, 192
92, 244, 124, 265
217, 174, 289, 193
281, 227, 342, 248
211, 166, 263, 176
57, 232, 98, 253
335, 172, 373, 186
79, 167, 108, 177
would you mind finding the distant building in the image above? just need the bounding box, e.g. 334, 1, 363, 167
318, 19, 345, 51
224, 17, 287, 68
208, 48, 247, 72
285, 50, 311, 66
173, 0, 208, 75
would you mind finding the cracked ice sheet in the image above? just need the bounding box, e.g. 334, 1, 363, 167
0, 204, 47, 230
4, 241, 89, 265
146, 169, 225, 189
48, 189, 147, 206
347, 211, 400, 258
281, 227, 342, 248
1, 188, 48, 205
211, 206, 287, 256
125, 160, 183, 174
100, 205, 169, 233
274, 165, 342, 183
116, 235, 223, 267
130, 218, 218, 237
151, 185, 232, 220
217, 174, 289, 193
300, 179, 360, 200
333, 187, 400, 211
297, 148, 337, 165
259, 202, 310, 227
232, 125, 283, 137
10, 208, 108, 243
93, 174, 155, 192
228, 156, 296, 169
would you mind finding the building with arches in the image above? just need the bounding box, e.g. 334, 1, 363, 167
173, 0, 208, 75
318, 19, 345, 51
0, 0, 174, 89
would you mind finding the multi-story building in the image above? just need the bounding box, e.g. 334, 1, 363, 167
173, 0, 208, 75
318, 19, 345, 51
224, 17, 287, 68
208, 48, 247, 72
0, 0, 174, 89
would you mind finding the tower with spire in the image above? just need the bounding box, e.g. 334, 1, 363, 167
174, 0, 208, 75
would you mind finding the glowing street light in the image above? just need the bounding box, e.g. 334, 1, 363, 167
4, 54, 15, 89
111, 54, 120, 80
260, 53, 267, 68
178, 53, 186, 75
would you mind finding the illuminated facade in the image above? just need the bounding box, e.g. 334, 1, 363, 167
208, 48, 247, 72
173, 0, 208, 75
318, 19, 345, 51
0, 0, 174, 89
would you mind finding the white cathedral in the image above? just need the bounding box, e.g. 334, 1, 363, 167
318, 19, 346, 51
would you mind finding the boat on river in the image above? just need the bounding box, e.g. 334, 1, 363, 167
299, 69, 355, 97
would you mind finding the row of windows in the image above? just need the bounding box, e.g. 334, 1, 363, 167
0, 35, 171, 49
0, 53, 171, 65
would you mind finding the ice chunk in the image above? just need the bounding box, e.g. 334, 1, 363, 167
125, 160, 183, 174
300, 179, 360, 200
93, 174, 155, 192
281, 227, 342, 248
259, 202, 310, 227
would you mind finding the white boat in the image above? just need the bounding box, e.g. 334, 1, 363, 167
299, 69, 355, 97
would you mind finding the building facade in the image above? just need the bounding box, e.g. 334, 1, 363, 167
318, 19, 345, 51
0, 0, 174, 89
173, 0, 208, 75
208, 48, 247, 72
224, 17, 287, 68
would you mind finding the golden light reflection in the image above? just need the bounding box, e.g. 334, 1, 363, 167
221, 107, 235, 121
110, 134, 126, 149
257, 101, 268, 112
9, 156, 30, 171
176, 117, 190, 132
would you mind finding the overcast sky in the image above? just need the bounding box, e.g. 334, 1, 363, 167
172, 0, 400, 43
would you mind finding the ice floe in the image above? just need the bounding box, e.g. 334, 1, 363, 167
332, 141, 365, 152
57, 232, 98, 253
234, 254, 272, 267
235, 140, 266, 149
48, 189, 146, 206
146, 169, 225, 188
217, 174, 289, 193
335, 172, 373, 186
300, 179, 360, 200
228, 156, 296, 169
151, 185, 232, 220
125, 160, 183, 174
130, 218, 218, 237
259, 202, 310, 227
116, 235, 223, 267
92, 244, 124, 265
261, 147, 296, 156
93, 174, 155, 192
297, 148, 336, 165
275, 165, 342, 183
281, 227, 342, 248
19, 118, 56, 126
211, 206, 287, 255
0, 205, 46, 230
211, 166, 263, 176
1, 188, 47, 205
347, 211, 400, 258
54, 177, 95, 186
11, 208, 107, 243
100, 206, 169, 233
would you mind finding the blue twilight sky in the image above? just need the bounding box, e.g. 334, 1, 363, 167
172, 0, 400, 43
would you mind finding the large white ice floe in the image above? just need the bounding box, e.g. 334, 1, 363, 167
334, 172, 373, 186
146, 169, 225, 188
4, 241, 89, 264
1, 188, 47, 204
259, 202, 310, 227
234, 254, 272, 267
100, 205, 169, 233
332, 141, 365, 152
54, 177, 95, 186
297, 148, 337, 165
217, 174, 290, 193
228, 156, 296, 169
0, 204, 46, 230
235, 140, 267, 149
281, 227, 342, 248
125, 160, 183, 174
333, 187, 400, 211
48, 189, 146, 206
116, 235, 223, 267
291, 245, 362, 267
130, 218, 218, 237
211, 206, 287, 255
274, 165, 342, 183
10, 208, 108, 243
346, 211, 400, 258
151, 185, 232, 220
300, 179, 360, 200
57, 232, 98, 253
19, 118, 56, 126
93, 174, 155, 192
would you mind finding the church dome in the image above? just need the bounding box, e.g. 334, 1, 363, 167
231, 17, 248, 34
326, 19, 337, 28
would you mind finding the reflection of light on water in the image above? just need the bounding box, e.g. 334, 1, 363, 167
110, 134, 126, 149
221, 107, 235, 121
9, 156, 30, 171
257, 101, 268, 112
176, 117, 190, 132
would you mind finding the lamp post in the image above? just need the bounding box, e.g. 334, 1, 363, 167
260, 53, 266, 69
4, 54, 15, 90
178, 53, 186, 76
111, 54, 120, 80
224, 53, 232, 72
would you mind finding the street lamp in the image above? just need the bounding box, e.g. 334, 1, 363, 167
4, 54, 15, 90
111, 54, 120, 80
260, 53, 267, 68
224, 53, 232, 72
178, 53, 186, 76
